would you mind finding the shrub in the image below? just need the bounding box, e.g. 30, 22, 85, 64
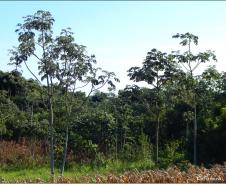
0, 138, 48, 169
159, 140, 186, 168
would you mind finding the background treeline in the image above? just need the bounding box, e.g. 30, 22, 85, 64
0, 10, 226, 176
0, 65, 226, 168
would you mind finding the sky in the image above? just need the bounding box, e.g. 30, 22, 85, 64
0, 1, 226, 93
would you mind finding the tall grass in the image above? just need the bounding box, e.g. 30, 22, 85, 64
0, 159, 154, 183
1, 162, 226, 183
0, 139, 48, 170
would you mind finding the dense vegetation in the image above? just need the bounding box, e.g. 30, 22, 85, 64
1, 10, 226, 182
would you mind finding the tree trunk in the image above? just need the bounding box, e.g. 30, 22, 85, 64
30, 104, 35, 160
156, 113, 160, 163
49, 97, 54, 176
61, 125, 69, 176
60, 93, 71, 177
194, 103, 197, 165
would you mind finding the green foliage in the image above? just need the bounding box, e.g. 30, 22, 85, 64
0, 10, 225, 175
128, 48, 179, 89
159, 140, 186, 168
137, 132, 153, 161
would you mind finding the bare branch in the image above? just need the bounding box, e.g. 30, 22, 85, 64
73, 81, 90, 91
92, 76, 110, 91
35, 42, 43, 48
32, 52, 42, 62
24, 61, 42, 85
180, 62, 189, 72
192, 61, 202, 72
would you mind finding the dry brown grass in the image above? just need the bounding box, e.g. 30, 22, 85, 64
95, 163, 226, 183
0, 138, 48, 166
1, 163, 226, 183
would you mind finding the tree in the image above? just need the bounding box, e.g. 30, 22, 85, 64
52, 28, 119, 176
9, 10, 57, 176
128, 48, 178, 163
9, 10, 119, 176
172, 32, 217, 165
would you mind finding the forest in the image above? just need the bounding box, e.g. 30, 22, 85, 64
0, 10, 226, 183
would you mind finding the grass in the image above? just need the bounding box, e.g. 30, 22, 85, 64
0, 159, 155, 183
0, 167, 50, 182
1, 161, 226, 183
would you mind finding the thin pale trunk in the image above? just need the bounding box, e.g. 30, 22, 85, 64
41, 28, 55, 176
60, 54, 69, 177
61, 125, 69, 176
60, 89, 70, 176
49, 97, 54, 176
188, 39, 193, 76
156, 113, 160, 163
155, 79, 160, 163
48, 76, 55, 177
59, 81, 99, 174
194, 103, 197, 165
30, 104, 35, 159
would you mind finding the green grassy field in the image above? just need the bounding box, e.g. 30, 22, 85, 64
0, 159, 155, 183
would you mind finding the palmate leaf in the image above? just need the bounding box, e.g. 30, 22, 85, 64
180, 40, 188, 46
91, 79, 99, 85
172, 32, 199, 46
173, 33, 217, 75
9, 10, 56, 83
128, 48, 179, 88
107, 80, 116, 89
196, 50, 217, 63
114, 77, 120, 82
127, 67, 142, 81
9, 48, 28, 67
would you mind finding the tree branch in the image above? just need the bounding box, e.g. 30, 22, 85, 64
73, 81, 90, 91
24, 61, 42, 85
93, 76, 110, 91
180, 62, 189, 72
32, 52, 42, 62
192, 61, 202, 72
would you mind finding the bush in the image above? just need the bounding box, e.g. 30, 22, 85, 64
92, 152, 107, 167
137, 132, 153, 161
0, 138, 48, 169
159, 140, 186, 168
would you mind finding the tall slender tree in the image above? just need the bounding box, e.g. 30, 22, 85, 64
128, 48, 178, 163
9, 10, 57, 176
52, 28, 119, 176
172, 32, 217, 165
9, 11, 119, 176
